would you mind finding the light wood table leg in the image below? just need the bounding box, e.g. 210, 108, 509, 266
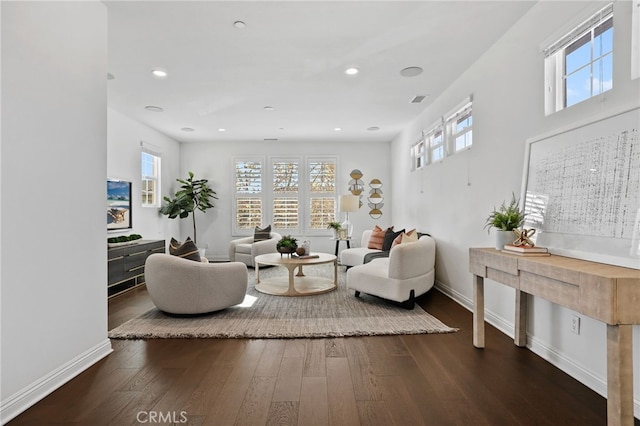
606, 324, 633, 426
514, 290, 527, 347
255, 262, 260, 284
473, 274, 485, 348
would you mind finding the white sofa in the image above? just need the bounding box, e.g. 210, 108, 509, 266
340, 229, 383, 267
145, 253, 248, 315
346, 235, 436, 309
228, 232, 282, 267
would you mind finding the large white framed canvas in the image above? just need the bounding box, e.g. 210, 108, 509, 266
521, 105, 640, 269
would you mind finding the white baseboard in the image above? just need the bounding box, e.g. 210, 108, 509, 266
434, 281, 640, 419
0, 339, 113, 425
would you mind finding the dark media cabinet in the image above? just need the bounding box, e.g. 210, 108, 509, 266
107, 239, 165, 297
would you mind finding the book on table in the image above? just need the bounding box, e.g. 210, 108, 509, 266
292, 254, 320, 259
501, 250, 551, 257
502, 244, 550, 256
503, 244, 548, 253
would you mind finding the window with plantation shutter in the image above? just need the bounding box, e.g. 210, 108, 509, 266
272, 160, 299, 230
234, 159, 263, 232
308, 158, 337, 231
232, 156, 337, 236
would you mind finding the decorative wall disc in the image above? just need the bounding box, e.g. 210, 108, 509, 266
348, 171, 364, 208
368, 178, 384, 218
369, 209, 383, 219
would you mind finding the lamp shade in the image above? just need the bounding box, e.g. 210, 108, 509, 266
339, 195, 359, 212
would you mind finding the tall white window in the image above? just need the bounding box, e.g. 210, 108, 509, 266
544, 3, 613, 114
272, 159, 300, 231
234, 159, 263, 232
308, 158, 337, 232
141, 144, 161, 207
446, 101, 473, 153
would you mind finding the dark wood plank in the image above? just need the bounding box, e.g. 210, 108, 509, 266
8, 288, 632, 426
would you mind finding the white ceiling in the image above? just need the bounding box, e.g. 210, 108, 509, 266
105, 1, 536, 144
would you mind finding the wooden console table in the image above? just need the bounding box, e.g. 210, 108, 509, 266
469, 247, 640, 426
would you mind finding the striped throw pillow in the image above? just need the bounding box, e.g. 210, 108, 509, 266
367, 225, 390, 250
169, 237, 201, 262
254, 225, 271, 242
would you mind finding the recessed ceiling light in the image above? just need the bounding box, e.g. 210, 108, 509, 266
400, 66, 423, 77
151, 69, 168, 78
264, 138, 278, 142
107, 73, 115, 80
345, 67, 359, 75
144, 105, 164, 112
181, 127, 195, 132
367, 126, 380, 131
218, 128, 226, 132
233, 20, 246, 29
334, 127, 342, 131
264, 106, 274, 111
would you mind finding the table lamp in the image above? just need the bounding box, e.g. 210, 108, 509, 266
339, 195, 359, 238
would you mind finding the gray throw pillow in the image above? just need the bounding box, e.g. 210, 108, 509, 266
254, 225, 271, 242
169, 237, 201, 262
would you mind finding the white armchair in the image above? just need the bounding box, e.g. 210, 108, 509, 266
346, 235, 436, 309
228, 232, 282, 267
145, 253, 248, 315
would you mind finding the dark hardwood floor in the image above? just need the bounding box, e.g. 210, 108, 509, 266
9, 281, 634, 425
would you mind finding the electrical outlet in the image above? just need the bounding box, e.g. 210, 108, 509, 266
571, 314, 581, 335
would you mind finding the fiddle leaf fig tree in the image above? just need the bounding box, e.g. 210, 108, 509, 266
159, 171, 218, 245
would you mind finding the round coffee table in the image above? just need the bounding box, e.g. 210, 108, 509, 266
254, 252, 337, 296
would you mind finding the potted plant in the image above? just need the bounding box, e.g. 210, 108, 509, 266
276, 235, 298, 256
159, 171, 218, 251
327, 221, 342, 238
484, 193, 526, 250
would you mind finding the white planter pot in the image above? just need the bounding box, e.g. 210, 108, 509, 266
494, 230, 514, 250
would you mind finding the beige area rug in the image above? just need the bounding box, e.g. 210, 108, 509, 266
108, 265, 457, 339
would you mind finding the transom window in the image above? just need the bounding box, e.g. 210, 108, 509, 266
544, 3, 613, 114
446, 101, 473, 154
429, 127, 445, 162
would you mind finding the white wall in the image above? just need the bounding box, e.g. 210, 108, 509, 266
1, 2, 111, 423
107, 108, 181, 244
179, 140, 392, 259
390, 0, 640, 416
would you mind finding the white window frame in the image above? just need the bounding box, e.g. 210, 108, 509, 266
233, 156, 264, 235
445, 99, 473, 154
425, 120, 445, 163
232, 156, 338, 237
544, 3, 614, 115
306, 156, 338, 236
411, 138, 427, 171
141, 142, 161, 207
271, 156, 302, 235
